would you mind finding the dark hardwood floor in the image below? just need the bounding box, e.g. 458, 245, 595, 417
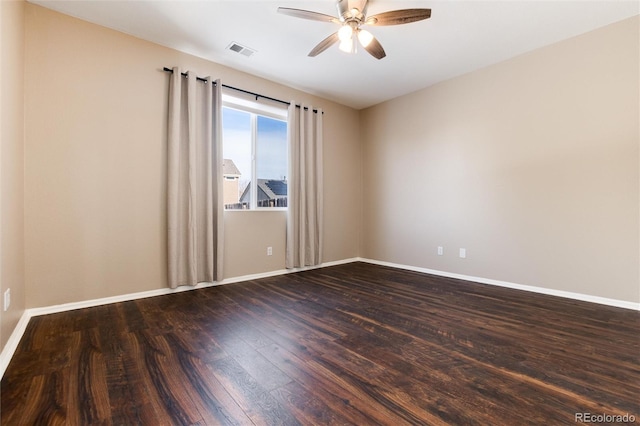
2, 262, 639, 425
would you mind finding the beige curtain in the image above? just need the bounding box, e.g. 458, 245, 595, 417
167, 67, 224, 288
286, 103, 323, 268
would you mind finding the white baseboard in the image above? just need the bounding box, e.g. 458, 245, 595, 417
357, 257, 640, 311
0, 257, 359, 380
26, 257, 359, 318
0, 311, 31, 379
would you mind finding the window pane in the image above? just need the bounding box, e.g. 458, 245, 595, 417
223, 107, 252, 209
256, 116, 288, 208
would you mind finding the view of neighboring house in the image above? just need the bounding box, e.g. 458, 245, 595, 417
223, 159, 288, 209
240, 179, 288, 208
223, 159, 241, 206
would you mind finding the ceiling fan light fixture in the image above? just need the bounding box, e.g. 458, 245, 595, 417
338, 24, 353, 42
357, 29, 373, 47
339, 38, 354, 53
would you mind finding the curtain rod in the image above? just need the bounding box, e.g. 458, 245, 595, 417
163, 67, 321, 114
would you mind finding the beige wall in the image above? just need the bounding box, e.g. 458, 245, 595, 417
224, 211, 286, 279
361, 16, 639, 303
1, 0, 26, 351
24, 4, 361, 308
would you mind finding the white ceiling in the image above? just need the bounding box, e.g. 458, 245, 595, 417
29, 0, 639, 109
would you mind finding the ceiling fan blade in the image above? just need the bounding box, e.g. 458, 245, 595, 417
277, 7, 340, 23
363, 35, 386, 60
308, 32, 340, 57
336, 0, 349, 21
365, 9, 431, 26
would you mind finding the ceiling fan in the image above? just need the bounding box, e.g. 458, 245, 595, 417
277, 0, 431, 60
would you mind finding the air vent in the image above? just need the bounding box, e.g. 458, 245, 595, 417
227, 42, 256, 58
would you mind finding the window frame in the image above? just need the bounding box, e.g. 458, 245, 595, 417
222, 94, 289, 211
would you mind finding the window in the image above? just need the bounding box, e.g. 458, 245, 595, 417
222, 97, 288, 210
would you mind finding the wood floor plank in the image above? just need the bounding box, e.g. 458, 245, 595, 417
65, 328, 112, 425
270, 380, 356, 426
95, 304, 145, 425
206, 356, 300, 426
256, 343, 387, 426
2, 262, 638, 425
119, 330, 185, 425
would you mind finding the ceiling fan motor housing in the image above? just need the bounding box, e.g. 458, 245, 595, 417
337, 0, 369, 22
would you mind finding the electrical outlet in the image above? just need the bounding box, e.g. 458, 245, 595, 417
267, 246, 273, 256
3, 288, 10, 311
437, 246, 444, 256
459, 248, 466, 259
